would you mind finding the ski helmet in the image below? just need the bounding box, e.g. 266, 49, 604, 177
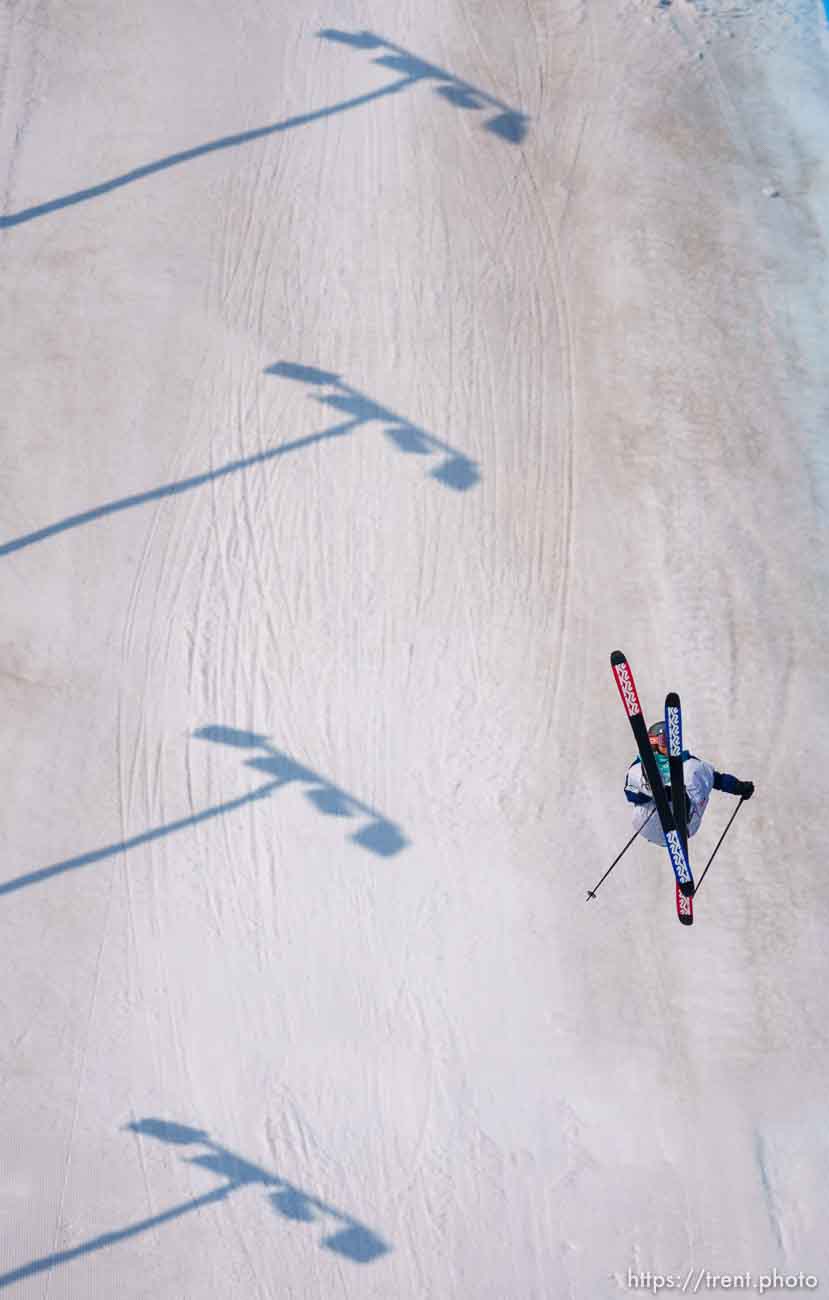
648, 720, 667, 753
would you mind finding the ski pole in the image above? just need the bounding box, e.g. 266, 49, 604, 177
693, 797, 745, 896
586, 807, 657, 901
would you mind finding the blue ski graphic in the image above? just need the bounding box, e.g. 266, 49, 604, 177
611, 652, 695, 897
666, 691, 694, 923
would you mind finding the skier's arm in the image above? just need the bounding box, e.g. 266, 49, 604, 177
624, 763, 652, 805
625, 787, 651, 806
713, 770, 754, 800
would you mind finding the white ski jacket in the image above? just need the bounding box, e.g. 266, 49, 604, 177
624, 752, 719, 845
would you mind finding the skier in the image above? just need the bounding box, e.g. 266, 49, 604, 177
624, 720, 754, 846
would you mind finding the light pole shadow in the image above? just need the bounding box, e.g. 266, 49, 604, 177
0, 727, 407, 900
195, 726, 408, 858
2, 28, 526, 229
266, 361, 479, 492
135, 1119, 391, 1263
0, 1118, 390, 1288
0, 365, 476, 560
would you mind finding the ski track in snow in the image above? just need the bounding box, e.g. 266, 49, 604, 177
1, 0, 828, 1295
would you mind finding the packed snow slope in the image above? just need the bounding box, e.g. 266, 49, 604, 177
1, 1, 827, 1295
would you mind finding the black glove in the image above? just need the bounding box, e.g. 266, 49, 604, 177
736, 780, 754, 800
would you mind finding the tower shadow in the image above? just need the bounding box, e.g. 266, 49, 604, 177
1, 29, 526, 229
196, 725, 408, 857
0, 364, 475, 559
0, 1118, 390, 1288
0, 76, 415, 229
0, 728, 407, 900
266, 361, 479, 492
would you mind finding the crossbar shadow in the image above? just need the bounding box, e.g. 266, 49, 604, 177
195, 725, 408, 857
0, 1118, 389, 1287
265, 361, 479, 491
1, 29, 526, 229
318, 29, 529, 143
0, 367, 475, 559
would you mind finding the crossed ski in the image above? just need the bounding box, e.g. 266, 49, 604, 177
610, 651, 694, 925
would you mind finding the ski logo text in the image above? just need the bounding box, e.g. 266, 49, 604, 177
667, 706, 682, 757
613, 662, 640, 718
666, 829, 692, 884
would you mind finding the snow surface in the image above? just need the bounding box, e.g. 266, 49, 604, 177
1, 0, 828, 1295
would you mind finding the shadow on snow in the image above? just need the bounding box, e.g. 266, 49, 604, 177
195, 725, 408, 858
317, 29, 528, 144
1, 29, 527, 228
265, 361, 479, 492
0, 362, 476, 559
0, 728, 406, 898
0, 1118, 389, 1288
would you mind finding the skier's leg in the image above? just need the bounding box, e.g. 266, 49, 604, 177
632, 802, 664, 844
